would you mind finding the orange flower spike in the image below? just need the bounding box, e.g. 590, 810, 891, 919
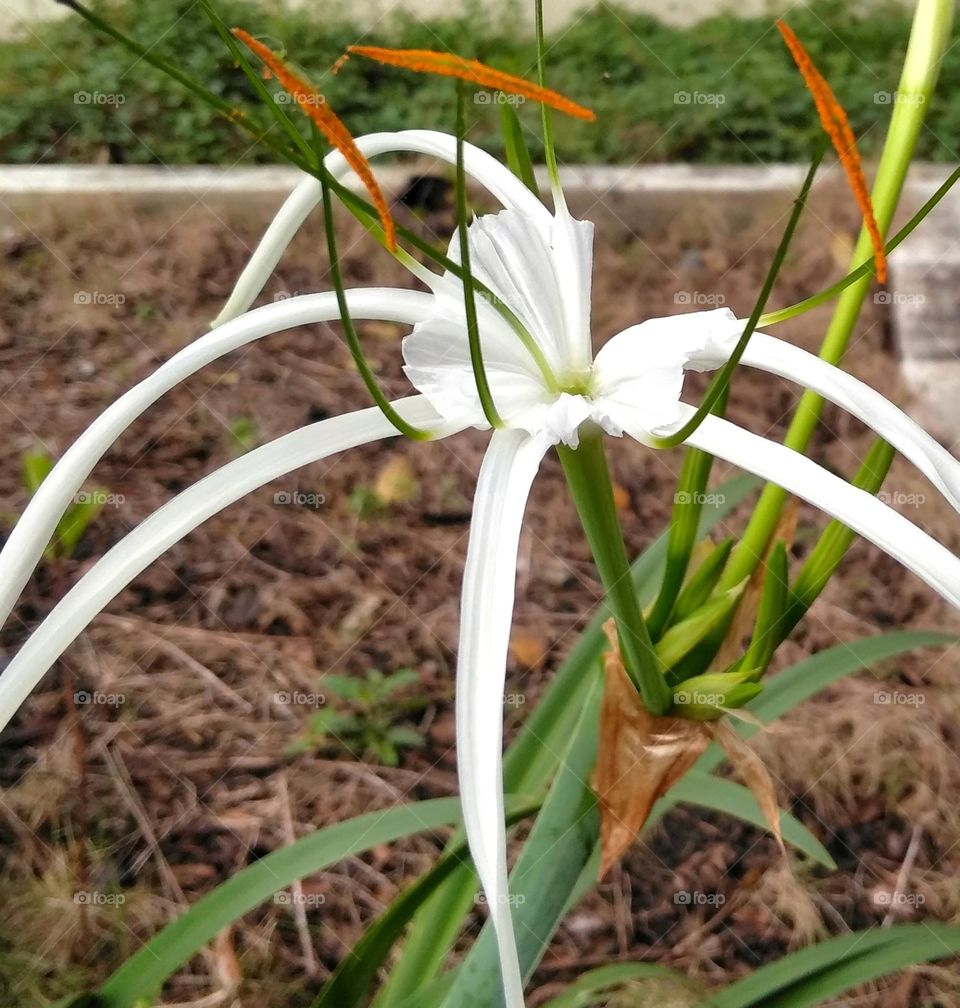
347, 46, 596, 122
232, 29, 397, 251
777, 20, 886, 283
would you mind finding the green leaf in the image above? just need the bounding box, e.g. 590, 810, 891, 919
646, 432, 724, 640
536, 963, 689, 1008
663, 774, 834, 869
710, 924, 960, 1008
695, 630, 956, 778
55, 492, 104, 558
373, 474, 758, 1007
655, 587, 742, 671
311, 800, 539, 1008
670, 538, 734, 625
499, 101, 539, 195
22, 445, 54, 495
741, 540, 789, 679
96, 799, 485, 1008
438, 671, 603, 1008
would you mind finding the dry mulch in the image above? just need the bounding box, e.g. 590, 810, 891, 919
1, 173, 959, 1006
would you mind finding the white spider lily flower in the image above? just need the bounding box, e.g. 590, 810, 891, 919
3, 136, 960, 1006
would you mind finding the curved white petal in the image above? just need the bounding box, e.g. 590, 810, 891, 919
591, 309, 739, 437
0, 397, 462, 732
457, 428, 549, 1008
0, 289, 434, 633
404, 207, 595, 432
735, 333, 960, 512
214, 130, 553, 326
673, 411, 960, 608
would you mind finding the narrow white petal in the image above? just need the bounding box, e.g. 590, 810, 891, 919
0, 397, 461, 733
0, 289, 433, 633
548, 205, 595, 371
737, 333, 960, 511
457, 429, 548, 1007
677, 412, 960, 608
214, 130, 553, 325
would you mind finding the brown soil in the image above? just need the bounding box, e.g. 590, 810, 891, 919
1, 174, 959, 1007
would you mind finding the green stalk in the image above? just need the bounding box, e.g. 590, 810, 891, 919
319, 156, 431, 440
557, 432, 671, 715
722, 0, 953, 589
758, 164, 960, 328
782, 437, 894, 635
456, 80, 502, 428
654, 140, 824, 450
534, 0, 561, 193
55, 0, 303, 165
644, 441, 719, 641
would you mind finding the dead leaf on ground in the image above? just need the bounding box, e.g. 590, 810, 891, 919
509, 629, 548, 669
374, 455, 419, 505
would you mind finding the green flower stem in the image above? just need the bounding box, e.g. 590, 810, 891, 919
456, 80, 502, 428
319, 160, 432, 441
558, 432, 672, 716
721, 0, 953, 590
758, 163, 960, 329
653, 140, 824, 451
535, 0, 561, 194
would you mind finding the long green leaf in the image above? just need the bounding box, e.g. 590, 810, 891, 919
664, 774, 834, 868
439, 672, 604, 1008
374, 474, 759, 1007
711, 924, 960, 1008
96, 798, 482, 1007
311, 801, 538, 1008
695, 630, 955, 777
499, 102, 539, 196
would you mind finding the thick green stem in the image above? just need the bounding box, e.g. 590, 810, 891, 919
722, 0, 953, 590
558, 433, 672, 715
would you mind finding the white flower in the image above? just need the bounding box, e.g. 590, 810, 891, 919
2, 130, 960, 1007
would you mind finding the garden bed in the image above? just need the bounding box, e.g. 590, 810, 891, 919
1, 175, 959, 1006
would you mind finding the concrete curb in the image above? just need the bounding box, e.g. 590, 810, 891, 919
0, 162, 833, 196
